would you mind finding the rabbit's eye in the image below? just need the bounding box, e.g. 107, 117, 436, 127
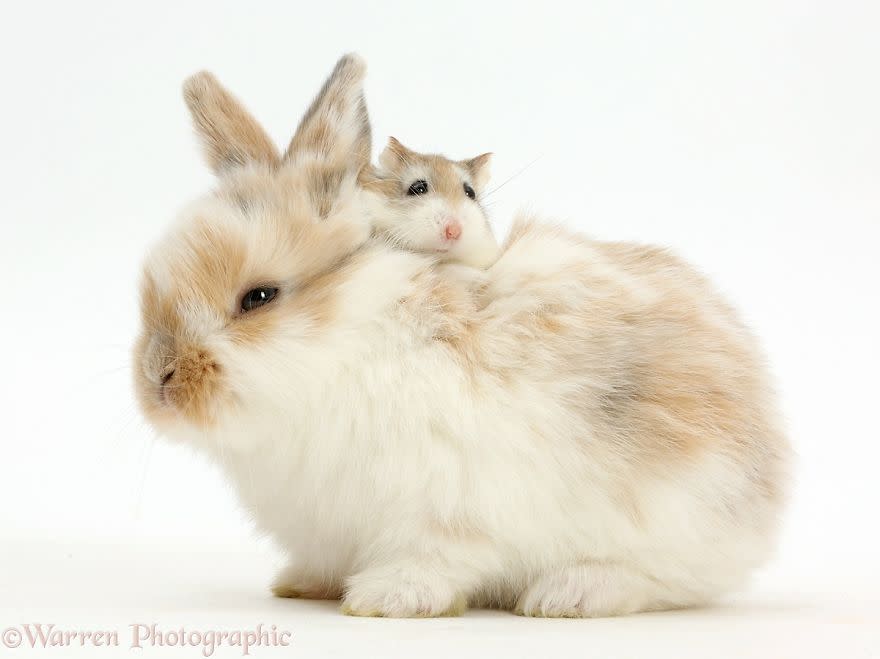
407, 180, 429, 196
240, 286, 278, 312
463, 183, 476, 200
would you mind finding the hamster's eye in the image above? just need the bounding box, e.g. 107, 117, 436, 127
240, 286, 278, 313
463, 183, 476, 200
407, 180, 429, 196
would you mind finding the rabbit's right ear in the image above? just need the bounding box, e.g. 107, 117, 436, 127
183, 72, 281, 175
285, 54, 371, 170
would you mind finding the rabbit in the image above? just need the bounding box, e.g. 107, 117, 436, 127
133, 53, 790, 618
359, 138, 499, 269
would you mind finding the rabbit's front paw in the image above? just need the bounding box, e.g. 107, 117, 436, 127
341, 564, 466, 618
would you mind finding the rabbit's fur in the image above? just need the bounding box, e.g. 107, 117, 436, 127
134, 55, 789, 617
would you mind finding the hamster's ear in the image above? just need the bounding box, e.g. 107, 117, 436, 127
378, 136, 415, 171
182, 72, 281, 175
463, 153, 492, 190
285, 54, 371, 169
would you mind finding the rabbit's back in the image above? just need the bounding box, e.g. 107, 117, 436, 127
217, 219, 788, 616
450, 218, 790, 604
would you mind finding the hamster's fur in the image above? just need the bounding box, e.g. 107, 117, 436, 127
361, 138, 499, 269
133, 55, 790, 618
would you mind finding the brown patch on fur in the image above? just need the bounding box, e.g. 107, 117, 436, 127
461, 152, 492, 188
308, 166, 346, 218
534, 313, 564, 335
133, 274, 226, 429
225, 207, 368, 345
425, 278, 474, 341
476, 217, 784, 489
285, 54, 370, 165
393, 268, 488, 382
183, 72, 280, 174
163, 346, 223, 426
225, 299, 283, 346
272, 583, 343, 600
136, 173, 369, 431
183, 216, 249, 314
378, 137, 492, 195
137, 56, 375, 434
380, 136, 415, 167
288, 254, 359, 330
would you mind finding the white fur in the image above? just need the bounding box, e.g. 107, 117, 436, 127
137, 56, 789, 618
146, 213, 786, 617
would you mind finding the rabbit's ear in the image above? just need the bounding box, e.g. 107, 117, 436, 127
463, 152, 493, 190
183, 72, 281, 175
285, 54, 371, 169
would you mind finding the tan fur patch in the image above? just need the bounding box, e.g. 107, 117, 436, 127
133, 277, 226, 428
457, 217, 784, 492
182, 72, 280, 174
285, 54, 370, 165
377, 137, 492, 195
461, 152, 492, 188
272, 583, 343, 600
137, 57, 374, 431
162, 346, 222, 426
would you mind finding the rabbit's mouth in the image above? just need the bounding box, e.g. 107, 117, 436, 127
134, 329, 226, 432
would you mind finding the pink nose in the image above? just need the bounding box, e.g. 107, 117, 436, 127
444, 220, 462, 241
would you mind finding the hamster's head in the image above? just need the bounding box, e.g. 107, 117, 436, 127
361, 137, 498, 268
133, 55, 372, 451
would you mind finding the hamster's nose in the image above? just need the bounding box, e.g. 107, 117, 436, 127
444, 219, 462, 241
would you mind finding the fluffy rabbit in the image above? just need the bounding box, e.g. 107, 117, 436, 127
133, 54, 790, 618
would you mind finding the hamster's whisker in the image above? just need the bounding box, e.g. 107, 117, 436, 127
482, 155, 543, 198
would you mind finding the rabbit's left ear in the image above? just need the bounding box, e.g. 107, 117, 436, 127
285, 54, 371, 171
463, 153, 492, 190
182, 72, 281, 175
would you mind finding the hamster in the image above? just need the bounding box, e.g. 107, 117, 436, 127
361, 137, 500, 268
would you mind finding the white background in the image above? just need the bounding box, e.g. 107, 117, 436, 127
1, 1, 879, 657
